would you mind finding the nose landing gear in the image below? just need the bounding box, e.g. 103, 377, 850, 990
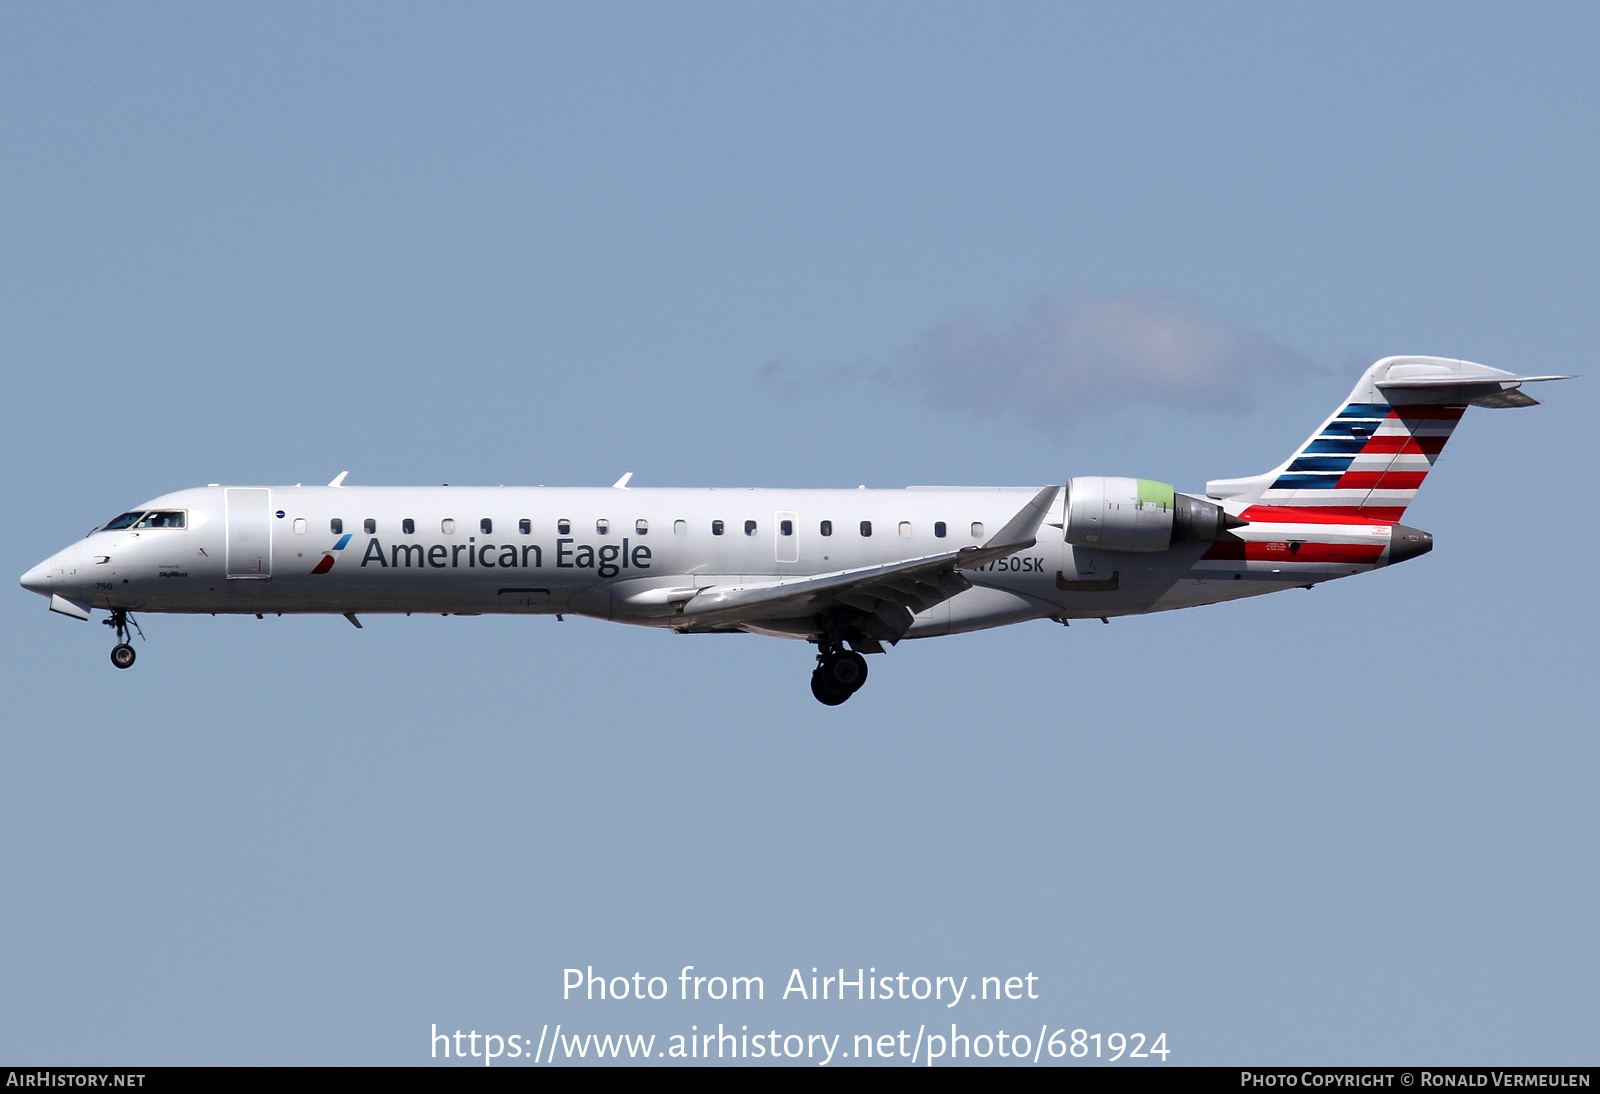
810, 645, 869, 705
103, 609, 143, 669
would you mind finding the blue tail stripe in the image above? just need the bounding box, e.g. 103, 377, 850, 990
1270, 473, 1343, 490
1305, 438, 1367, 454
1288, 456, 1356, 472
333, 534, 352, 550
1320, 421, 1382, 438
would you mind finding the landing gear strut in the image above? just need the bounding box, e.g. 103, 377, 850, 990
810, 642, 869, 705
103, 609, 143, 669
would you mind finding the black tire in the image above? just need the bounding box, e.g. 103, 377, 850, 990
110, 643, 136, 669
827, 651, 869, 692
811, 667, 851, 705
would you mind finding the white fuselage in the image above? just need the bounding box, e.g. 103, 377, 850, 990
24, 483, 1399, 640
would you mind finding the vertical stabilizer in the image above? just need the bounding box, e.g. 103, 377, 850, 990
1205, 356, 1570, 523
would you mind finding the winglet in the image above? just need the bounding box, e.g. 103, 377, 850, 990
612, 472, 633, 489
983, 485, 1062, 552
328, 471, 349, 488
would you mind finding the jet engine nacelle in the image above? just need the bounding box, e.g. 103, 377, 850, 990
1065, 476, 1237, 552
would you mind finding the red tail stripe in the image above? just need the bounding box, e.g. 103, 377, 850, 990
1390, 405, 1466, 421
1202, 541, 1386, 564
1336, 471, 1428, 490
1356, 506, 1407, 522
1241, 504, 1406, 523
1360, 435, 1447, 454
1240, 505, 1391, 525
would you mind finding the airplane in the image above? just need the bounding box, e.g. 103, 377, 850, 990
19, 356, 1570, 704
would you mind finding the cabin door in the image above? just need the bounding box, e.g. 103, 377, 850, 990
225, 488, 273, 579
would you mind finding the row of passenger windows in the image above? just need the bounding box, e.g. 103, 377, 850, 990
710, 520, 981, 538
305, 517, 986, 538
318, 517, 650, 536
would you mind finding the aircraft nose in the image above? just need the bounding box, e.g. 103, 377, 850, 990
20, 558, 53, 597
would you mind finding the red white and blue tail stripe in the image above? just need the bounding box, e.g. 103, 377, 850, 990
1205, 356, 1570, 525
1251, 401, 1463, 522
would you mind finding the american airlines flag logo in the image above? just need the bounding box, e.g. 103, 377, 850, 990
310, 533, 352, 574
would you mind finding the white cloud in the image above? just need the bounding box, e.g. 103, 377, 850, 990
889, 292, 1315, 428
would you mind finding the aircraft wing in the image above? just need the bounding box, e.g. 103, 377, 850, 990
676, 484, 1060, 644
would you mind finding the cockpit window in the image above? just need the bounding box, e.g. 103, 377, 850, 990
102, 511, 145, 531
135, 511, 186, 529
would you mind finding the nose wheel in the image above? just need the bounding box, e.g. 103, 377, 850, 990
103, 609, 143, 669
810, 646, 869, 705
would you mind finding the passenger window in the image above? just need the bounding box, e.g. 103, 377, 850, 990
820, 520, 832, 537
331, 518, 343, 534
635, 519, 648, 535
780, 519, 793, 536
712, 520, 724, 536
481, 518, 493, 535
293, 518, 307, 534
596, 519, 609, 535
934, 521, 946, 538
442, 519, 456, 534
519, 519, 531, 535
674, 519, 686, 534
557, 519, 571, 535
860, 521, 872, 537
102, 512, 145, 531
364, 518, 376, 534
744, 520, 757, 536
402, 519, 415, 535
971, 522, 984, 538
899, 521, 912, 537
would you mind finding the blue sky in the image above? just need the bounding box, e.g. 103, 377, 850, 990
2, 3, 1596, 1065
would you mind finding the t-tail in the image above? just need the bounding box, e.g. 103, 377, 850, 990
1205, 356, 1572, 526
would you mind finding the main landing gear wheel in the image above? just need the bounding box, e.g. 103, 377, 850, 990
110, 643, 136, 669
827, 651, 868, 691
810, 668, 849, 705
810, 650, 869, 705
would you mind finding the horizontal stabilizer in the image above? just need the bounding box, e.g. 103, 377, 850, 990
1467, 388, 1542, 409
1375, 373, 1574, 387
1373, 358, 1574, 409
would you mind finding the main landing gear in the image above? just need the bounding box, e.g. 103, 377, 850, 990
810, 644, 870, 706
104, 609, 143, 669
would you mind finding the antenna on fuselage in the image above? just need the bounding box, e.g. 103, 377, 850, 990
328, 471, 349, 488
612, 472, 633, 489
